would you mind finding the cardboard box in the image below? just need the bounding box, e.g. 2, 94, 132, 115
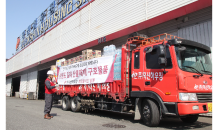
58, 58, 66, 67
50, 65, 56, 71
70, 58, 74, 64
92, 55, 101, 59
62, 61, 67, 66
92, 50, 101, 57
61, 61, 65, 66
68, 59, 71, 65
79, 55, 83, 62
74, 57, 78, 63
77, 55, 83, 62
83, 54, 93, 61
82, 49, 92, 55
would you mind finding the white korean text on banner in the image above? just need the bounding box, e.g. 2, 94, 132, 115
58, 56, 114, 85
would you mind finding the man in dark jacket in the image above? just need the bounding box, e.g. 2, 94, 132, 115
44, 70, 58, 119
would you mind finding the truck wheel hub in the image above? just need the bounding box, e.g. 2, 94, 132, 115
143, 105, 151, 120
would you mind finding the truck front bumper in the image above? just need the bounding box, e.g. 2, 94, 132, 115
177, 102, 211, 115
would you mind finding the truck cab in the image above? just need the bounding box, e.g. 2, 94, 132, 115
129, 33, 212, 126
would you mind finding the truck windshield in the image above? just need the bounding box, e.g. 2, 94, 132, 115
175, 45, 212, 75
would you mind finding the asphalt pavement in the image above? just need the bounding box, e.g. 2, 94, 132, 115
6, 97, 212, 130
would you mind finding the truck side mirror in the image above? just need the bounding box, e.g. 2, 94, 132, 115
158, 45, 165, 57
158, 44, 168, 74
158, 45, 166, 66
158, 57, 166, 66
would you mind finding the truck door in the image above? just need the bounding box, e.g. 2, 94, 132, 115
144, 45, 177, 102
131, 48, 145, 91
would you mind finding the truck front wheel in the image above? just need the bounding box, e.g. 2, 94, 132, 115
62, 96, 71, 111
180, 114, 199, 123
141, 99, 160, 127
70, 96, 81, 112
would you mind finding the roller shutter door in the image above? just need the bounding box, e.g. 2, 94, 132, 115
6, 78, 12, 96
20, 74, 27, 98
27, 71, 38, 99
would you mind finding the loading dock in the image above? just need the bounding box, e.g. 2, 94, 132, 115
11, 76, 21, 97
37, 68, 50, 99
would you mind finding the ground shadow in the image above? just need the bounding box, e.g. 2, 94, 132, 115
79, 110, 212, 129
50, 113, 58, 117
158, 117, 212, 129
52, 104, 62, 109
52, 104, 212, 129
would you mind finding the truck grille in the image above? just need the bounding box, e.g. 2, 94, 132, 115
196, 93, 212, 103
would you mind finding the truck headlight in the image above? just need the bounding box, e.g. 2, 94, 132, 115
179, 93, 198, 101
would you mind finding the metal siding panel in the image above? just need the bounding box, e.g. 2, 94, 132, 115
208, 21, 212, 47
6, 1, 212, 76
10, 55, 15, 74
30, 38, 40, 65
6, 78, 12, 96
90, 0, 124, 18
38, 59, 55, 71
178, 29, 182, 39
89, 0, 146, 42
178, 20, 212, 47
196, 24, 201, 43
200, 23, 206, 46
6, 62, 8, 74
144, 6, 211, 37
17, 53, 22, 72
147, 0, 197, 19
189, 26, 193, 41
192, 25, 198, 42
203, 22, 210, 47
185, 27, 190, 40
182, 28, 186, 39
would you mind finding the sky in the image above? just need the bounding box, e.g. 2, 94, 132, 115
6, 0, 54, 59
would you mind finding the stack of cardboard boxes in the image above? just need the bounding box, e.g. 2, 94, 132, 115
82, 49, 93, 61
56, 49, 102, 67
92, 50, 101, 59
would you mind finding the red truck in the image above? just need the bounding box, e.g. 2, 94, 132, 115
54, 33, 212, 127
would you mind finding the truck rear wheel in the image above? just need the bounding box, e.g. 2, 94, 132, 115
141, 99, 160, 127
62, 96, 71, 111
71, 96, 81, 112
180, 114, 199, 123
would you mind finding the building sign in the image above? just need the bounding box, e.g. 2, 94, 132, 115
98, 36, 106, 44
16, 0, 91, 53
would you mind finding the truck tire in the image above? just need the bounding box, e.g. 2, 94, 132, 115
180, 114, 199, 123
70, 96, 81, 112
62, 96, 71, 111
141, 99, 160, 127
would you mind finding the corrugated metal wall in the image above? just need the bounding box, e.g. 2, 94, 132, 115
6, 0, 197, 75
178, 20, 212, 47
146, 0, 197, 20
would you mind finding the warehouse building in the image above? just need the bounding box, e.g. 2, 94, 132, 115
6, 0, 212, 100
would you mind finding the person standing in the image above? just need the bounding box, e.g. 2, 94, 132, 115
44, 70, 58, 119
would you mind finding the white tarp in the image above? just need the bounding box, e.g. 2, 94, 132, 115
58, 56, 114, 85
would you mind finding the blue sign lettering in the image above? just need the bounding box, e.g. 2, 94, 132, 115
17, 0, 89, 53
